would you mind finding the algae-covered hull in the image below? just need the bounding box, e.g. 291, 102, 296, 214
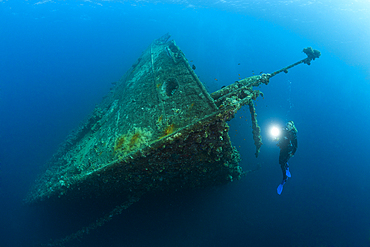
26, 34, 261, 204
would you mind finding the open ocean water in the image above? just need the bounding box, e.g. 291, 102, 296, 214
1, 1, 370, 246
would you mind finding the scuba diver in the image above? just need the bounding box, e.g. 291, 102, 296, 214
276, 121, 298, 195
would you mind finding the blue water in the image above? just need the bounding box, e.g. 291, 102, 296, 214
1, 1, 370, 246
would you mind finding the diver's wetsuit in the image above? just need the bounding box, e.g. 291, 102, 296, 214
278, 126, 298, 181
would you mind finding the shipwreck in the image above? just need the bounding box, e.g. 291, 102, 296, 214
26, 34, 320, 244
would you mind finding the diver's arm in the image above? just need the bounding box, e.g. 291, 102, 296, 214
292, 137, 297, 155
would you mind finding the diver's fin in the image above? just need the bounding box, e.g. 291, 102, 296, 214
277, 180, 286, 195
286, 166, 291, 178
277, 184, 284, 195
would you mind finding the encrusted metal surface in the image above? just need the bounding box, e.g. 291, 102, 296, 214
26, 35, 267, 204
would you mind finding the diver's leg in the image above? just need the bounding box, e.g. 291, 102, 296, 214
285, 162, 291, 178
280, 162, 288, 181
279, 150, 289, 181
277, 151, 289, 195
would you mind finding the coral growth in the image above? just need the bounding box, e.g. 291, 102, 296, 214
157, 115, 163, 124
113, 128, 152, 157
160, 123, 176, 139
248, 101, 263, 157
114, 136, 125, 153
129, 133, 141, 148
